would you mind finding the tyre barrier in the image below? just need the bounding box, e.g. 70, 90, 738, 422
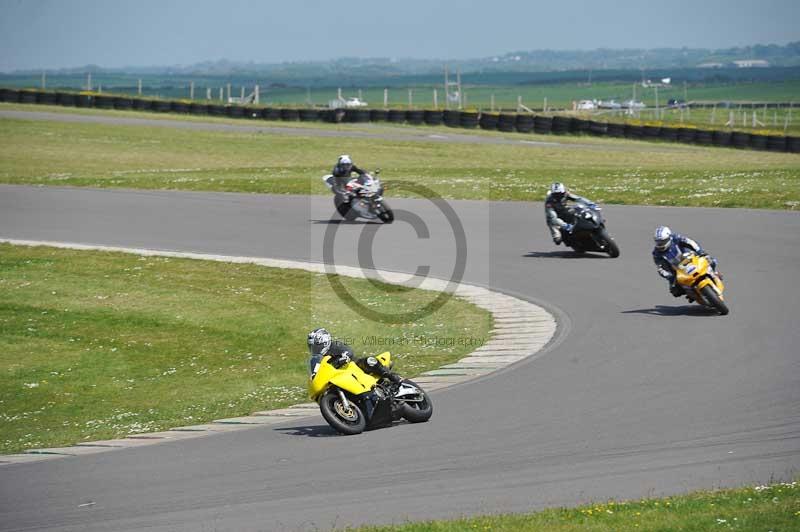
606, 122, 625, 138
515, 114, 535, 133
551, 116, 571, 134
731, 132, 751, 149
93, 95, 115, 109
369, 109, 388, 122
533, 115, 552, 134
443, 110, 461, 127
36, 92, 58, 105
261, 107, 281, 121
659, 127, 679, 142
459, 111, 479, 128
749, 134, 768, 151
712, 130, 732, 147
0, 88, 20, 102
677, 128, 696, 144
694, 130, 713, 146
642, 125, 661, 140
479, 113, 499, 130
152, 100, 172, 113
344, 108, 369, 122
189, 103, 208, 115
56, 92, 77, 106
19, 90, 38, 104
588, 120, 607, 136
132, 98, 152, 111
407, 109, 425, 125
624, 124, 644, 140
113, 97, 134, 110
279, 108, 300, 121
423, 109, 443, 125
299, 108, 319, 121
388, 109, 407, 123
5, 88, 797, 154
498, 113, 517, 132
207, 104, 226, 116
766, 135, 787, 152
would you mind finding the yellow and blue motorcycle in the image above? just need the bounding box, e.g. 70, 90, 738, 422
671, 250, 729, 315
308, 351, 432, 435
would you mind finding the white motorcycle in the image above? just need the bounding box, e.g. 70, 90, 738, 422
322, 171, 394, 223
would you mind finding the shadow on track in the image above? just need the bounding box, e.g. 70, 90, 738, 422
621, 305, 718, 317
274, 424, 340, 438
310, 219, 382, 225
523, 250, 608, 259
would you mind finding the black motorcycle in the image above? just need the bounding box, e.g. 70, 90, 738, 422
560, 202, 620, 257
322, 171, 394, 223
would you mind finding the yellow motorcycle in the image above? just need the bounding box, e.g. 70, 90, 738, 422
672, 251, 729, 315
308, 351, 432, 435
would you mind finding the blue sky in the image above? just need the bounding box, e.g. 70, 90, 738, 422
0, 0, 798, 71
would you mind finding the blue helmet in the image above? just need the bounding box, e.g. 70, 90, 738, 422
654, 226, 673, 251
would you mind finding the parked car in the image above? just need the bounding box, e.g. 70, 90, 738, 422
344, 97, 368, 108
577, 100, 597, 110
667, 99, 688, 108
598, 100, 621, 109
621, 100, 646, 109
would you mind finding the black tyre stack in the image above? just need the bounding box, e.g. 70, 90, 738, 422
189, 102, 208, 115
369, 109, 388, 122
132, 98, 152, 111
642, 125, 661, 140
606, 122, 625, 138
344, 108, 369, 122
261, 107, 281, 121
0, 88, 20, 102
712, 130, 732, 147
677, 128, 696, 144
731, 131, 751, 149
93, 94, 115, 109
588, 121, 607, 136
443, 110, 461, 127
659, 127, 679, 142
479, 113, 499, 130
388, 109, 407, 124
459, 111, 479, 128
56, 92, 77, 106
225, 105, 244, 118
551, 116, 571, 134
515, 114, 535, 133
624, 124, 644, 140
113, 97, 134, 110
299, 108, 319, 121
207, 103, 226, 116
280, 108, 300, 121
787, 137, 800, 153
694, 129, 713, 146
152, 100, 172, 113
533, 115, 552, 134
749, 134, 768, 151
18, 90, 38, 104
37, 91, 58, 105
766, 136, 787, 152
406, 109, 424, 125
572, 118, 591, 135
423, 109, 443, 125
498, 113, 516, 132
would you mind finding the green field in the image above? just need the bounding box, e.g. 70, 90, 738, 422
0, 244, 492, 454
355, 481, 800, 532
1, 105, 798, 209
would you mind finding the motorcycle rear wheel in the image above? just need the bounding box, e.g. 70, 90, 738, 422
700, 284, 729, 316
320, 390, 366, 435
399, 380, 433, 423
599, 228, 620, 258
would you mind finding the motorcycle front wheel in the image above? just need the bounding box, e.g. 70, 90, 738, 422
320, 390, 366, 435
599, 228, 620, 258
700, 284, 729, 316
399, 380, 433, 423
377, 202, 394, 224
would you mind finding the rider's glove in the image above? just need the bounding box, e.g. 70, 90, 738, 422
334, 353, 351, 368
563, 223, 574, 234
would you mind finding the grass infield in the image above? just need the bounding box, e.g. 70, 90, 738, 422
0, 243, 492, 454
1, 103, 798, 209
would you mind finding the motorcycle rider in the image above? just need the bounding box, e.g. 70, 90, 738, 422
652, 226, 720, 297
331, 155, 367, 199
307, 328, 402, 383
545, 182, 598, 245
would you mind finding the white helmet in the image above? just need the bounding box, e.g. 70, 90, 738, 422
307, 328, 332, 356
654, 226, 673, 251
550, 182, 567, 201
338, 154, 352, 167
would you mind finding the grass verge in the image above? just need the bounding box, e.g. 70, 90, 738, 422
1, 104, 798, 209
0, 243, 492, 454
354, 481, 800, 531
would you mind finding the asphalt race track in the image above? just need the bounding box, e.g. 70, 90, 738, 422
0, 184, 798, 531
